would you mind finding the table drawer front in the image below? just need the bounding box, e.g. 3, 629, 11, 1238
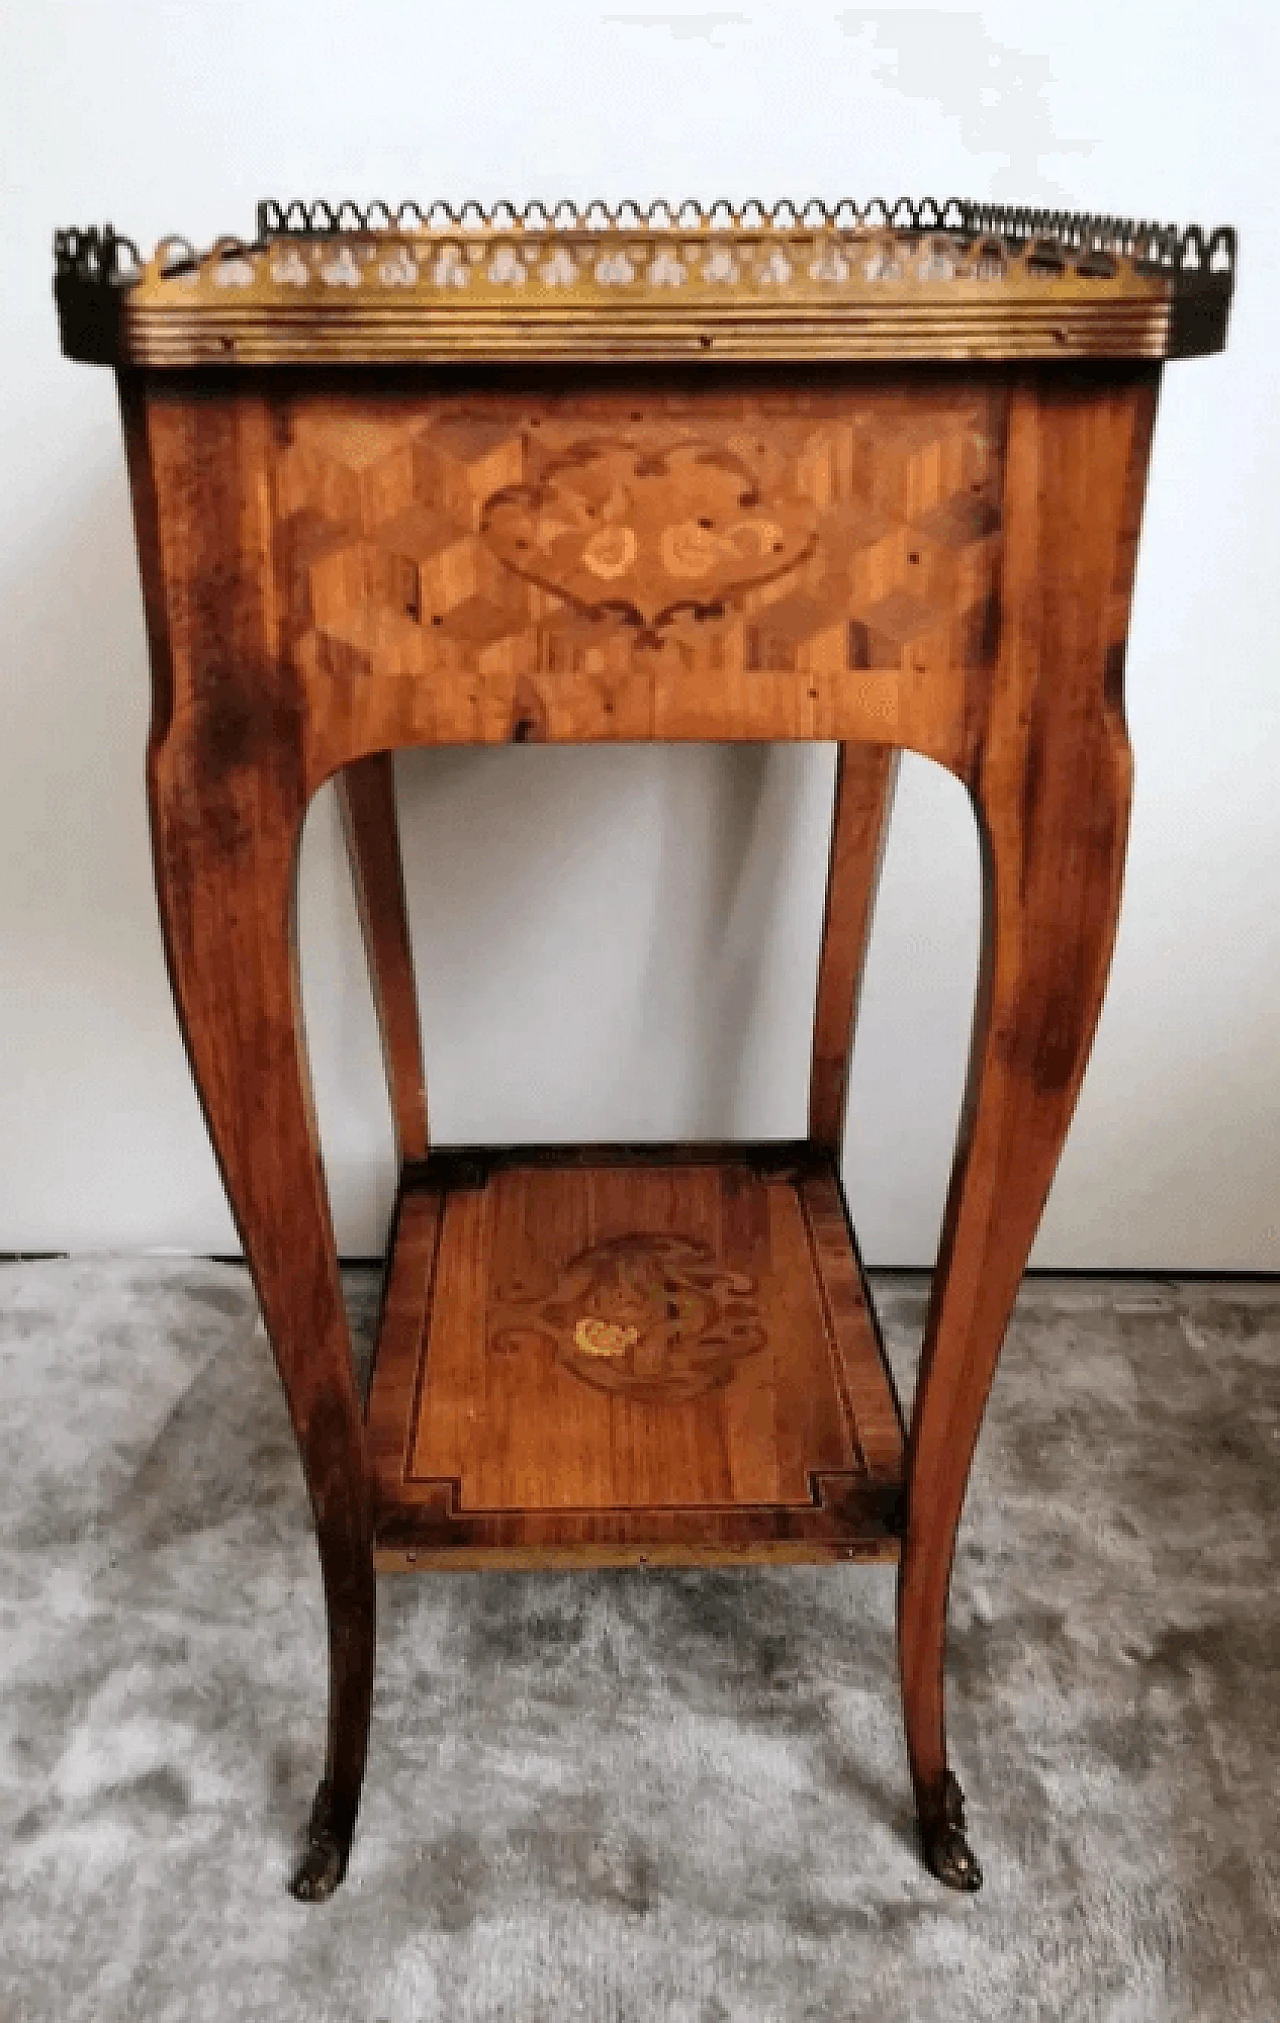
270, 376, 1007, 715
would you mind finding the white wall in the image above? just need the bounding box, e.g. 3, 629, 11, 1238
1, 0, 1277, 1266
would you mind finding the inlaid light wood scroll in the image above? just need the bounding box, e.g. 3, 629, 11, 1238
489, 1231, 766, 1404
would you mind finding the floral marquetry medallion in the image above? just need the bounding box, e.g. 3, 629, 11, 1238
489, 1232, 767, 1403
480, 441, 819, 639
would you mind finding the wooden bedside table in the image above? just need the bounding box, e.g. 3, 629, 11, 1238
55, 196, 1235, 1902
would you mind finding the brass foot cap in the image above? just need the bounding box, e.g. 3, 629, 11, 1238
920, 1770, 984, 1893
289, 1781, 351, 1904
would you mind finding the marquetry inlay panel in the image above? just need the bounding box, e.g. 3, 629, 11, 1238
273, 382, 1006, 682
489, 1231, 766, 1404
389, 1150, 903, 1523
480, 441, 821, 639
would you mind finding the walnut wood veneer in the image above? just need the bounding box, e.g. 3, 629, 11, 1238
56, 196, 1234, 1903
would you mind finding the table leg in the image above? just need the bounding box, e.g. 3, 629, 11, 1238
344, 706, 894, 1183
149, 736, 375, 1904
337, 752, 429, 1166
809, 742, 900, 1157
897, 369, 1149, 1890
899, 725, 1130, 1887
897, 712, 1124, 1877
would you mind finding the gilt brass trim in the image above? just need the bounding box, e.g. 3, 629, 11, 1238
53, 199, 1236, 366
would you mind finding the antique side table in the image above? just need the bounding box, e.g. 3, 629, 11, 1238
55, 197, 1235, 1901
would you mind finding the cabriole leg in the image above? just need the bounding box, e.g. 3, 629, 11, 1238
899, 719, 1131, 1890
898, 368, 1154, 1890
149, 730, 375, 1904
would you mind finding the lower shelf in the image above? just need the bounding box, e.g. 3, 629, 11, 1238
366, 1142, 905, 1570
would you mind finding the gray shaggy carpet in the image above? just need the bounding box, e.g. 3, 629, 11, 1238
0, 1257, 1276, 2021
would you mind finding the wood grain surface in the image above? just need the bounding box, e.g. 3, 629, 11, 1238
274, 372, 1005, 694
336, 752, 429, 1164
122, 378, 376, 1899
809, 741, 901, 1152
896, 365, 1159, 1884
366, 1146, 904, 1569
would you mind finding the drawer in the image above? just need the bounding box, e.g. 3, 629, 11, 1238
266, 369, 1007, 751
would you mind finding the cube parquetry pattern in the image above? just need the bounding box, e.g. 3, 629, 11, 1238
272, 384, 1006, 682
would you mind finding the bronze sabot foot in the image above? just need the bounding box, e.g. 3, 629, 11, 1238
289, 1780, 353, 1904
918, 1770, 983, 1893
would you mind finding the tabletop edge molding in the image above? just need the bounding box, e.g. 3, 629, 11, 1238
53, 197, 1237, 366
